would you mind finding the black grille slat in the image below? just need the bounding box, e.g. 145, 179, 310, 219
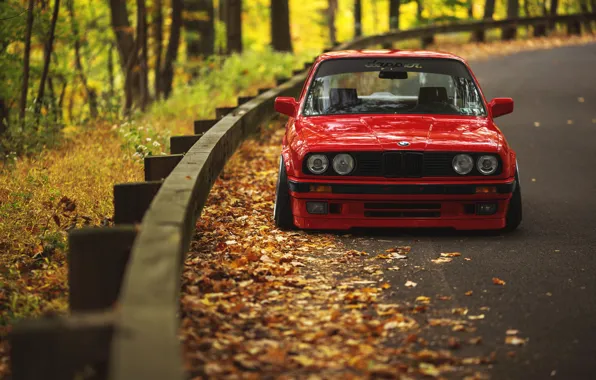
364, 203, 441, 210
383, 153, 402, 177
364, 211, 441, 218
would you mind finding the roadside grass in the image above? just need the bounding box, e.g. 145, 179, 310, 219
0, 49, 314, 327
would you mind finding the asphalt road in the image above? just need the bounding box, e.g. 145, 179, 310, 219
340, 43, 596, 379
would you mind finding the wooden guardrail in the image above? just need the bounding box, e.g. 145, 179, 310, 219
9, 12, 596, 380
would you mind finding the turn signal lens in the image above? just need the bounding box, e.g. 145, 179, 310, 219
309, 185, 332, 193
476, 186, 497, 194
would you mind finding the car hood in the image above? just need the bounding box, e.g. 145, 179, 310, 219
296, 115, 500, 153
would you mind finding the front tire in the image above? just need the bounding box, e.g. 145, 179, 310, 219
274, 157, 295, 230
503, 171, 522, 232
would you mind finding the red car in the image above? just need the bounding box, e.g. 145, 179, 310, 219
273, 50, 521, 231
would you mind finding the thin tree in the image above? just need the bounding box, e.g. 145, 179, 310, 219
327, 0, 338, 46
137, 0, 149, 110
389, 0, 400, 30
226, 0, 242, 53
20, 0, 35, 120
184, 0, 215, 58
502, 0, 519, 40
472, 0, 496, 42
162, 0, 183, 98
354, 0, 362, 37
35, 0, 61, 118
580, 0, 592, 33
548, 0, 558, 30
271, 0, 292, 52
154, 0, 163, 98
68, 0, 97, 118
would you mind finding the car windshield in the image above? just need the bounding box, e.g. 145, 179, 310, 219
303, 57, 486, 117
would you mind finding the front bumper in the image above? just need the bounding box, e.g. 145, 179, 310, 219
288, 178, 516, 231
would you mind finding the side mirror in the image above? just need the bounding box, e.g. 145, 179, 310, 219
274, 97, 298, 118
489, 98, 514, 118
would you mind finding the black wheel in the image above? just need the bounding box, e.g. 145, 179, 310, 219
503, 171, 522, 232
274, 157, 295, 230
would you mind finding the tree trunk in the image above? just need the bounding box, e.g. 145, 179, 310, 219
226, 0, 242, 53
137, 0, 149, 110
271, 0, 292, 52
19, 0, 35, 120
580, 0, 592, 34
354, 0, 362, 37
327, 0, 338, 46
161, 0, 183, 99
502, 0, 519, 40
154, 0, 163, 98
389, 0, 400, 30
0, 97, 8, 135
415, 0, 423, 23
68, 0, 98, 118
35, 0, 61, 118
534, 0, 548, 36
184, 0, 215, 58
109, 0, 135, 71
548, 0, 558, 30
109, 0, 141, 104
472, 0, 496, 42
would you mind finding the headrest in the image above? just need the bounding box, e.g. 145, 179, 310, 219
329, 88, 359, 108
418, 87, 448, 104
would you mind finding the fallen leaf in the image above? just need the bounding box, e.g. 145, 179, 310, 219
431, 257, 452, 264
419, 362, 440, 377
452, 307, 468, 316
492, 277, 506, 286
567, 119, 574, 125
534, 121, 541, 127
465, 290, 473, 296
468, 314, 485, 320
405, 280, 417, 288
441, 252, 461, 257
464, 257, 472, 261
506, 329, 519, 335
469, 336, 482, 345
505, 336, 527, 346
416, 296, 431, 304
578, 97, 585, 103
531, 178, 536, 182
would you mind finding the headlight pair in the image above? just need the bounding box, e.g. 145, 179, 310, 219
307, 154, 355, 175
452, 154, 499, 175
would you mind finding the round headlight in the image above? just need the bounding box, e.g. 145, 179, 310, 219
477, 155, 498, 175
452, 154, 474, 175
307, 154, 329, 174
332, 154, 355, 175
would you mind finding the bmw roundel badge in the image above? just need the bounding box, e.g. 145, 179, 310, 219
398, 141, 410, 147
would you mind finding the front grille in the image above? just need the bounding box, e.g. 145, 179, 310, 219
302, 151, 501, 177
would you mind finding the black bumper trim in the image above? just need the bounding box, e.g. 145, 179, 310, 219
288, 180, 516, 195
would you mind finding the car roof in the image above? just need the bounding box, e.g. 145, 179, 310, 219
316, 49, 467, 64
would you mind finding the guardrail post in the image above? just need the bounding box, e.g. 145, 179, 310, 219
216, 106, 236, 119
113, 181, 162, 224
170, 135, 204, 155
10, 313, 114, 380
567, 18, 582, 35
194, 119, 217, 134
68, 227, 137, 312
238, 96, 254, 105
534, 21, 547, 37
144, 154, 184, 181
421, 34, 435, 48
502, 23, 517, 40
276, 77, 289, 86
